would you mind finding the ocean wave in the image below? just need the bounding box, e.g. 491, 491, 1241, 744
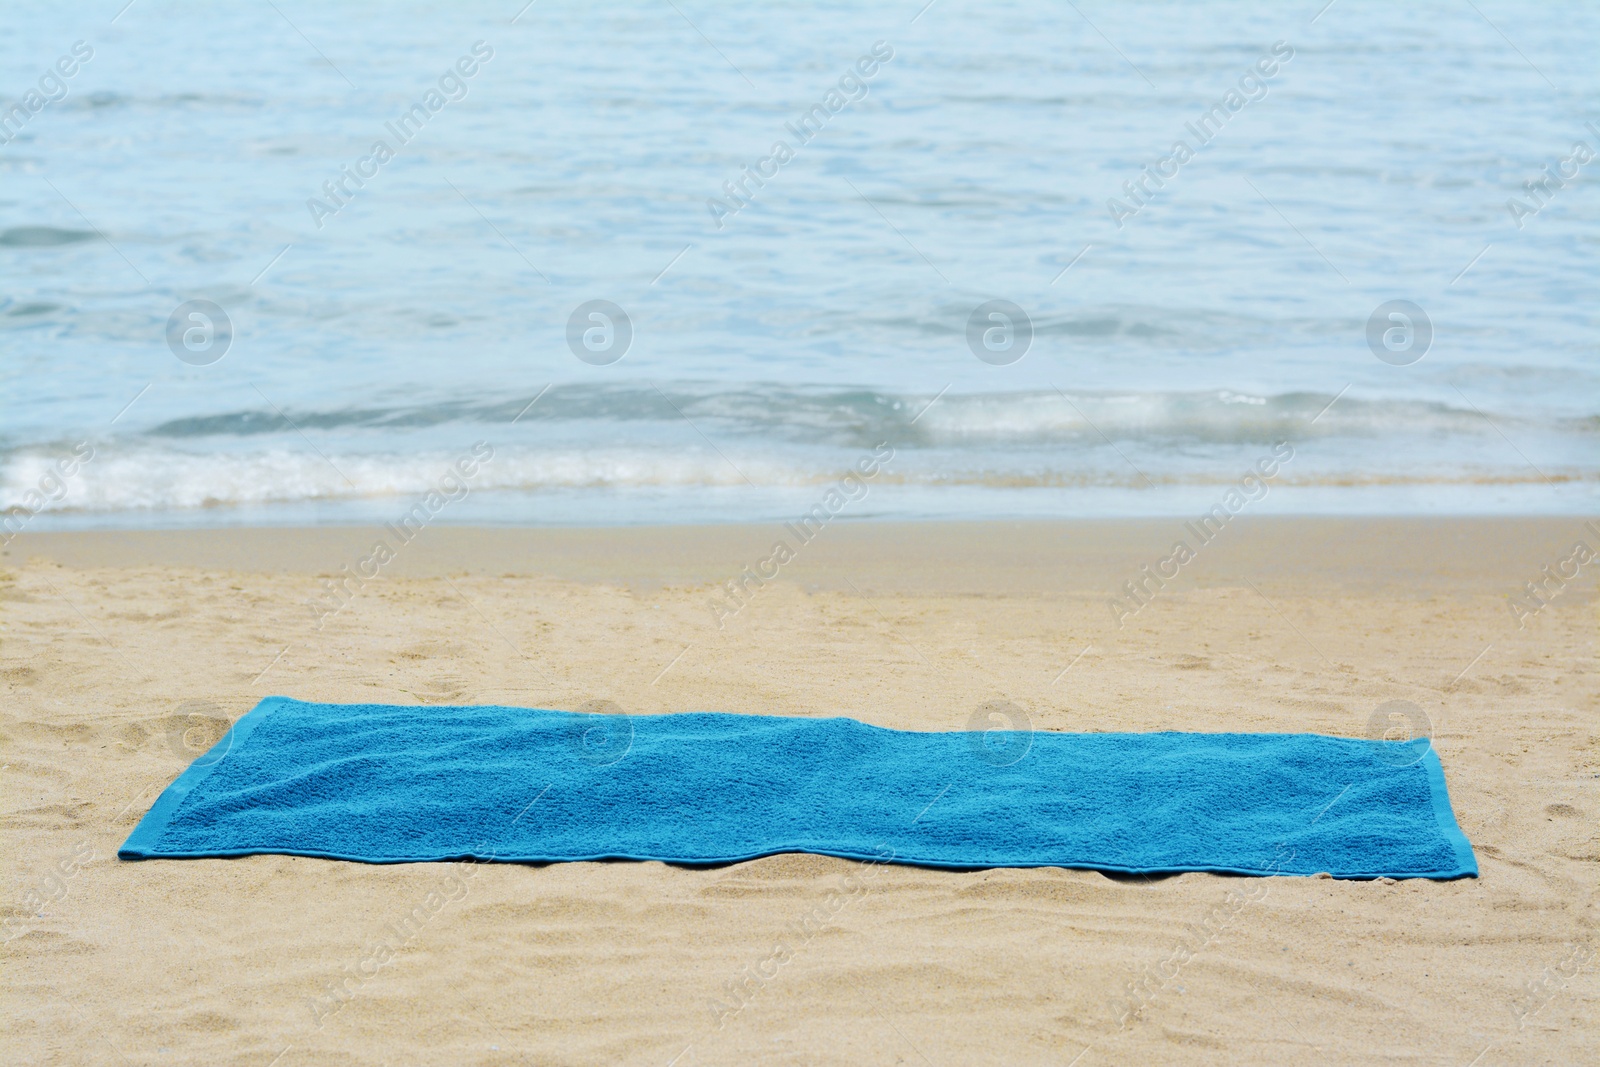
4, 442, 1593, 515
2, 448, 800, 513
0, 226, 96, 247
136, 386, 1597, 449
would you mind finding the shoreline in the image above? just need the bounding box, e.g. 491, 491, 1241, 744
7, 516, 1596, 596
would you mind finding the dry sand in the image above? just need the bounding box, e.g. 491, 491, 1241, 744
2, 518, 1595, 1065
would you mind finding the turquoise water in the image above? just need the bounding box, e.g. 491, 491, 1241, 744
3, 1, 1596, 527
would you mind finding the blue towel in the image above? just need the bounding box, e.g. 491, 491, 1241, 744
120, 697, 1477, 879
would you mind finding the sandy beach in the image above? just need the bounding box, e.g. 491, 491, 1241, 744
8, 2, 1596, 1062
2, 518, 1595, 1066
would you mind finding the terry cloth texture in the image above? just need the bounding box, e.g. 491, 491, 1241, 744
121, 698, 1477, 879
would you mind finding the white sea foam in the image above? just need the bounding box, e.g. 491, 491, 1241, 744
4, 429, 1593, 517
3, 386, 1595, 518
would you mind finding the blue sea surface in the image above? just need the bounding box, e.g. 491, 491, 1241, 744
2, 1, 1596, 526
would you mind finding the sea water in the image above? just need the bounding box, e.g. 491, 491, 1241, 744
2, 1, 1595, 528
